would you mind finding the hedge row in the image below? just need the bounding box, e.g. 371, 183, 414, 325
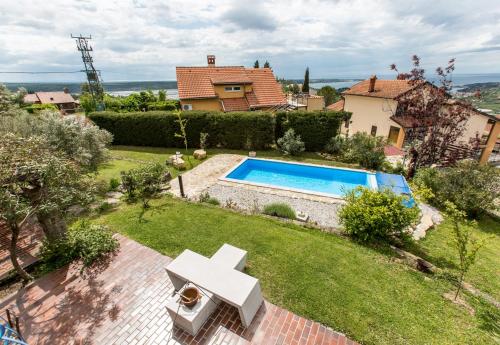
88, 110, 350, 151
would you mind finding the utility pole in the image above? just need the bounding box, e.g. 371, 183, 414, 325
71, 34, 105, 111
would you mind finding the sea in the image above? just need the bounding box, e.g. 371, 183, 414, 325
3, 73, 499, 100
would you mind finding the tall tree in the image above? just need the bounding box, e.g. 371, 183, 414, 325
263, 60, 270, 68
317, 86, 340, 106
254, 60, 260, 68
302, 67, 310, 93
158, 89, 166, 102
390, 56, 475, 176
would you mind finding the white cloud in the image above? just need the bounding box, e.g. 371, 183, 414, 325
0, 0, 499, 82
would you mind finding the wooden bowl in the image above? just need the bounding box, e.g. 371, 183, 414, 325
181, 287, 200, 308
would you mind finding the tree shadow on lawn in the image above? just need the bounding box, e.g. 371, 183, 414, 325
135, 199, 176, 223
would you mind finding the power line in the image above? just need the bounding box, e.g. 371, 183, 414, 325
0, 71, 83, 74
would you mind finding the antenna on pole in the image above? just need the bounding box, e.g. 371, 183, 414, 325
71, 34, 105, 111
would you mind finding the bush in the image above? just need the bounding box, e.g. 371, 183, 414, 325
342, 132, 386, 170
263, 203, 296, 219
88, 111, 276, 150
24, 103, 58, 113
324, 135, 348, 155
277, 128, 305, 156
88, 110, 350, 151
339, 187, 419, 242
276, 110, 350, 151
413, 160, 500, 218
199, 192, 220, 205
121, 170, 138, 200
109, 178, 120, 191
39, 221, 118, 271
121, 162, 166, 207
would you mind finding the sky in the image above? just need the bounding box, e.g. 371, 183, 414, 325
0, 0, 499, 82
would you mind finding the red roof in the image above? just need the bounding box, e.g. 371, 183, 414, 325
343, 79, 422, 99
326, 99, 344, 111
176, 66, 285, 108
384, 145, 405, 156
221, 98, 250, 112
24, 92, 75, 105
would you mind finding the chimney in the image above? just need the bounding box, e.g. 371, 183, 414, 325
207, 55, 215, 67
368, 75, 377, 92
63, 87, 70, 94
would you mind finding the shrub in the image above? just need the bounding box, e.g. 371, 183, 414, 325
277, 128, 305, 156
324, 135, 348, 155
342, 132, 387, 170
39, 221, 118, 271
24, 103, 58, 113
132, 162, 166, 208
109, 178, 120, 191
199, 192, 220, 205
121, 170, 138, 200
276, 110, 350, 151
88, 111, 275, 150
263, 203, 296, 219
339, 187, 419, 242
413, 160, 500, 218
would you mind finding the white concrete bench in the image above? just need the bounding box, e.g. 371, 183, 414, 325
210, 243, 247, 271
166, 248, 263, 328
165, 286, 217, 336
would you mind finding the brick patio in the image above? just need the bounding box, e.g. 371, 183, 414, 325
0, 235, 357, 345
0, 220, 43, 281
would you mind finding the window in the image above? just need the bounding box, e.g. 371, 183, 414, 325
224, 86, 241, 92
370, 125, 377, 136
388, 126, 400, 144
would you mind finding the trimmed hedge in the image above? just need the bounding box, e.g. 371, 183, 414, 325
276, 110, 351, 151
88, 110, 350, 151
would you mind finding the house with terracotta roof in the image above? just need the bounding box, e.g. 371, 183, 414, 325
176, 55, 286, 112
23, 90, 77, 114
335, 76, 499, 163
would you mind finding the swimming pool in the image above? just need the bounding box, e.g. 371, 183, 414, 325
222, 158, 378, 198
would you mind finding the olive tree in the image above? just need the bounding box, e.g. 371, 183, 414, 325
0, 110, 113, 172
0, 135, 96, 280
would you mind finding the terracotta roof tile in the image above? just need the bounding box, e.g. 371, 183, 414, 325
343, 79, 422, 99
176, 66, 285, 107
326, 99, 344, 111
23, 94, 39, 103
32, 92, 75, 104
221, 98, 249, 112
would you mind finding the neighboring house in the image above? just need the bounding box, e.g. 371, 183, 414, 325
336, 76, 499, 163
23, 90, 77, 114
287, 93, 325, 111
176, 55, 286, 112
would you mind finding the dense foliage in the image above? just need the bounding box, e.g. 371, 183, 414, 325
79, 90, 179, 113
263, 202, 296, 219
413, 160, 500, 218
324, 133, 387, 170
317, 85, 341, 106
89, 110, 349, 151
40, 221, 118, 271
0, 111, 113, 172
339, 187, 419, 242
120, 162, 168, 207
276, 110, 350, 151
277, 128, 305, 156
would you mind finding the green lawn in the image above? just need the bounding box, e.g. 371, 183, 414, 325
418, 215, 500, 301
94, 197, 498, 345
98, 145, 358, 183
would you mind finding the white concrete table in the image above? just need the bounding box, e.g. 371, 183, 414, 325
166, 249, 263, 327
165, 286, 217, 336
211, 243, 247, 271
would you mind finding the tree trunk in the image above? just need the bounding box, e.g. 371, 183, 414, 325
8, 222, 32, 282
454, 271, 466, 300
37, 211, 67, 242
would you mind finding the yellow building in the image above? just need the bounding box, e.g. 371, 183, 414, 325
331, 76, 499, 163
176, 55, 286, 112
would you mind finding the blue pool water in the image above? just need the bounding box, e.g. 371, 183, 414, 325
225, 158, 376, 197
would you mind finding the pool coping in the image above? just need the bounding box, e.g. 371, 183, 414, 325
219, 157, 378, 200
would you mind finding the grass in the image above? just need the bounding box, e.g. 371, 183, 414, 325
94, 196, 499, 345
418, 215, 500, 301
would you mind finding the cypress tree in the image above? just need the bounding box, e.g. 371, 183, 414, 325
254, 60, 260, 68
302, 67, 310, 93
